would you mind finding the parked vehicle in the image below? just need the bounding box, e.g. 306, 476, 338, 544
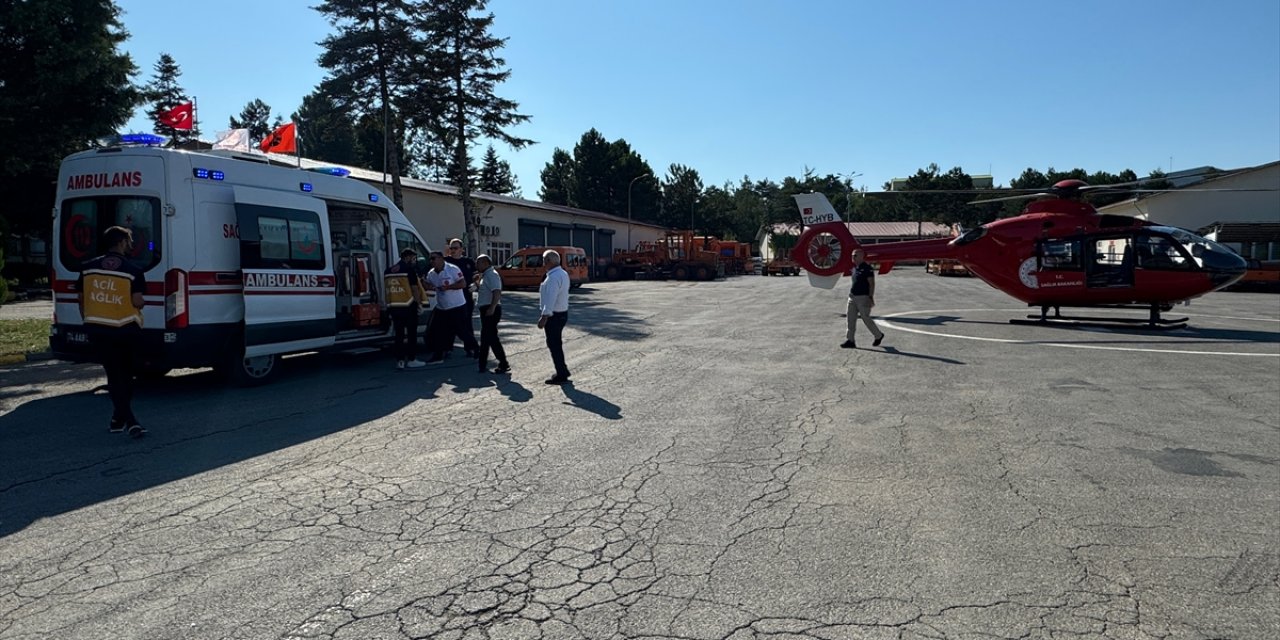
603, 231, 720, 281
499, 246, 588, 289
49, 139, 435, 385
926, 259, 971, 276
765, 257, 800, 276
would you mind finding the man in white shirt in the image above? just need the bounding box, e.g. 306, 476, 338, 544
537, 249, 572, 384
474, 254, 509, 374
422, 251, 478, 364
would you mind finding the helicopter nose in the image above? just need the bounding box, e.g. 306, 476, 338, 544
1205, 250, 1248, 286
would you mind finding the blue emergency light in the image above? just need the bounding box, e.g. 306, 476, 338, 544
300, 182, 314, 192
194, 167, 226, 181
308, 167, 351, 177
120, 133, 167, 146
368, 194, 379, 203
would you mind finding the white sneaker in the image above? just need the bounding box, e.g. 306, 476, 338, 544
396, 360, 406, 370
405, 359, 426, 369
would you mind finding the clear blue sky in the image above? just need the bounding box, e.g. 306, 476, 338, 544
118, 0, 1280, 195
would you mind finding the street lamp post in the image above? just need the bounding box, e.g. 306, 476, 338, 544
843, 171, 863, 217
627, 172, 652, 251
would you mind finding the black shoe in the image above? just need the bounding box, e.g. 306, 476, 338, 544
544, 376, 568, 385
109, 419, 126, 434
840, 340, 856, 349
127, 423, 147, 438
873, 335, 884, 347
424, 355, 445, 364
492, 364, 511, 374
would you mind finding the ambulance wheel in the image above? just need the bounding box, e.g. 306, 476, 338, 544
220, 352, 277, 386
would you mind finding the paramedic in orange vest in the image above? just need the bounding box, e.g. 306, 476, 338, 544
385, 247, 426, 370
78, 226, 147, 438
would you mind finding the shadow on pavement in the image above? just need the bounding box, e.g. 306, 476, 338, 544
559, 382, 622, 420
0, 350, 477, 538
875, 345, 966, 365
500, 292, 651, 342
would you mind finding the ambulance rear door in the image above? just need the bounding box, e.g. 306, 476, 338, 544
233, 186, 337, 357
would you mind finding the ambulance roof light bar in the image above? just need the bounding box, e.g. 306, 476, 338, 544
117, 133, 167, 146
308, 167, 351, 177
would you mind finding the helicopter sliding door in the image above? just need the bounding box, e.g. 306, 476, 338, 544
1086, 236, 1135, 289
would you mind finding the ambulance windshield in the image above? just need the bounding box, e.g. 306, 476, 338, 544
59, 196, 162, 272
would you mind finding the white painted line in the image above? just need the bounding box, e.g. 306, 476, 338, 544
880, 309, 1280, 358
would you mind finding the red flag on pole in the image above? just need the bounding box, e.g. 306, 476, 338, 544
159, 102, 194, 130
260, 122, 297, 154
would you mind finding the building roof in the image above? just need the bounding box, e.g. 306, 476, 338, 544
846, 221, 952, 237
1098, 160, 1280, 212
244, 150, 668, 230
1198, 222, 1280, 243
761, 221, 952, 238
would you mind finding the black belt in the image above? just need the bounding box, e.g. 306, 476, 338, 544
552, 310, 568, 316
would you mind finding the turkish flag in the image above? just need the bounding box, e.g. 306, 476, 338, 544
260, 122, 297, 153
159, 102, 194, 130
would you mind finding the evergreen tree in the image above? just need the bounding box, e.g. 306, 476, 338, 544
417, 0, 534, 257
538, 148, 576, 206
316, 0, 419, 210
228, 99, 274, 145
293, 82, 359, 165
477, 145, 519, 195
0, 0, 140, 238
144, 53, 198, 144
661, 164, 704, 230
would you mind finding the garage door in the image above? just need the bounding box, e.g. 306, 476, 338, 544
518, 218, 546, 249
595, 229, 614, 277
547, 223, 572, 247
571, 224, 595, 276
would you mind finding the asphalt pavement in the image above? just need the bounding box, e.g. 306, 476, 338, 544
1, 268, 1277, 639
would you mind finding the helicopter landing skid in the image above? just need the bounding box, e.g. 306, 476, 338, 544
1010, 304, 1188, 331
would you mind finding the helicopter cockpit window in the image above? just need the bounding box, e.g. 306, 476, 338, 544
1039, 239, 1081, 270
1133, 233, 1190, 270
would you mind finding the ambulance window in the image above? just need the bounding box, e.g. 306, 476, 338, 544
237, 204, 325, 270
394, 229, 428, 259
59, 196, 161, 272
289, 219, 322, 262
258, 217, 290, 259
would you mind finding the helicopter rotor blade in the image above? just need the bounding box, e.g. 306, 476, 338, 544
967, 192, 1050, 205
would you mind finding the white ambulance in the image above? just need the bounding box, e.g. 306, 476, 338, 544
49, 138, 435, 384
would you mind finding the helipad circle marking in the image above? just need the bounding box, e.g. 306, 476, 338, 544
880, 308, 1280, 358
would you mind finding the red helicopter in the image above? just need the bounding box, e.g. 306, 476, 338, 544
788, 180, 1255, 329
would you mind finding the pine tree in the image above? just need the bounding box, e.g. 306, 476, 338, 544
0, 0, 140, 238
228, 99, 274, 145
417, 0, 533, 258
293, 82, 359, 166
144, 53, 198, 144
477, 145, 518, 195
316, 0, 420, 210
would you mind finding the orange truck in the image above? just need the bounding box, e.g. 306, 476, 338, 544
604, 231, 721, 281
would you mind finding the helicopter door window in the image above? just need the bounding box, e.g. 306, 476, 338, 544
1039, 239, 1082, 270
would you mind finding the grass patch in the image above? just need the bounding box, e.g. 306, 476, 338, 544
0, 318, 51, 364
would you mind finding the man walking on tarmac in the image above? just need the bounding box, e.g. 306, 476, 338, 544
385, 247, 426, 370
78, 226, 147, 438
474, 254, 510, 374
841, 248, 886, 349
537, 249, 572, 384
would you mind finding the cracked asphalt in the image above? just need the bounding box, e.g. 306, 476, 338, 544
1, 268, 1277, 639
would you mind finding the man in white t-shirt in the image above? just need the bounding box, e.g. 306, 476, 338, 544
422, 251, 478, 363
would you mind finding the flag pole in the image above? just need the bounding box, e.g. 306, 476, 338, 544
295, 121, 301, 168
192, 96, 198, 145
